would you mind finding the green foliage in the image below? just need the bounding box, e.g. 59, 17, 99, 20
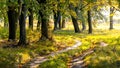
39, 55, 68, 68
0, 27, 8, 39
33, 42, 57, 55
0, 48, 19, 68
84, 35, 120, 68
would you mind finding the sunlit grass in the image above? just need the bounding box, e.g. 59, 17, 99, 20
85, 41, 120, 68
0, 23, 120, 67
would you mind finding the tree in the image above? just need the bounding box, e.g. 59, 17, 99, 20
71, 15, 80, 33
53, 11, 58, 31
109, 7, 114, 30
88, 10, 92, 34
37, 0, 52, 41
37, 13, 41, 30
70, 6, 81, 33
62, 18, 66, 28
18, 4, 27, 45
7, 0, 22, 41
58, 11, 62, 30
53, 10, 62, 31
109, 0, 116, 30
79, 0, 86, 31
53, 0, 63, 31
28, 8, 33, 30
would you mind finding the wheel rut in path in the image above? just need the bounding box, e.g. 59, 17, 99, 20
70, 48, 95, 68
70, 41, 108, 68
23, 40, 82, 68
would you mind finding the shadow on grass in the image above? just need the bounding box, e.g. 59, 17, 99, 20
53, 29, 111, 38
88, 60, 120, 68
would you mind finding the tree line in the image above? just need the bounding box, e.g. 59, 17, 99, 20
0, 0, 120, 46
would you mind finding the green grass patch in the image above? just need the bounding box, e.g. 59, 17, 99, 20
85, 37, 120, 68
0, 24, 120, 67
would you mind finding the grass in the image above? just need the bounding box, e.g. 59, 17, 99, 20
39, 24, 120, 68
0, 23, 120, 67
85, 37, 120, 68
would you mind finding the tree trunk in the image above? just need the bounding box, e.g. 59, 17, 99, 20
109, 7, 114, 30
37, 0, 52, 41
28, 8, 33, 30
7, 0, 22, 41
53, 12, 58, 31
62, 18, 65, 28
37, 20, 41, 30
39, 11, 52, 40
57, 11, 62, 29
71, 16, 80, 33
18, 4, 27, 45
81, 11, 86, 31
40, 17, 49, 40
53, 11, 61, 31
37, 11, 41, 30
88, 10, 92, 34
82, 22, 86, 31
7, 9, 17, 41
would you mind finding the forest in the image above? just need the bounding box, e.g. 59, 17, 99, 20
0, 0, 120, 68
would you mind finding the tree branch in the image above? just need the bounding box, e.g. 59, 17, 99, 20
79, 3, 89, 10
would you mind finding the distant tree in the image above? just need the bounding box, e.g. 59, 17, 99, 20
79, 0, 86, 31
109, 7, 114, 30
53, 0, 63, 31
62, 18, 65, 28
37, 13, 41, 30
109, 0, 116, 30
53, 11, 58, 31
87, 10, 92, 34
28, 8, 33, 30
53, 10, 62, 31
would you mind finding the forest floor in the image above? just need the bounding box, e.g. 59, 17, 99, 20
0, 23, 120, 68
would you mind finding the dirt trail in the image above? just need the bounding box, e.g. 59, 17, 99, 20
23, 40, 82, 68
70, 49, 94, 68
